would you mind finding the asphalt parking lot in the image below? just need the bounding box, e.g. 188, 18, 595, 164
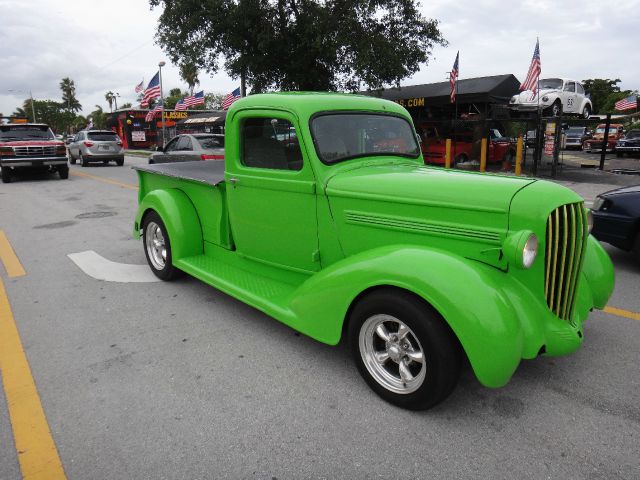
0, 154, 639, 480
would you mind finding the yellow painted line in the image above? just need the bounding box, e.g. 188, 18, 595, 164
70, 169, 138, 190
0, 278, 67, 479
0, 231, 26, 278
603, 306, 640, 321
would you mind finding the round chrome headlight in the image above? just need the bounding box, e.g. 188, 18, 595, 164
542, 96, 549, 102
522, 234, 538, 269
586, 209, 593, 233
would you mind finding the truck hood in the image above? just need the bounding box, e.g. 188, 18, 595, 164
512, 88, 558, 104
326, 163, 534, 213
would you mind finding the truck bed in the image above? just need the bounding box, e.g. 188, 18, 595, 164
133, 160, 226, 186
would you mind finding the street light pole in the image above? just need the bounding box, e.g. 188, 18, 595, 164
158, 61, 166, 148
29, 91, 37, 123
114, 93, 120, 111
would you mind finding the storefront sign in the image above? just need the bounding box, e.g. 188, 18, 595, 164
394, 97, 426, 108
132, 131, 146, 142
163, 111, 188, 120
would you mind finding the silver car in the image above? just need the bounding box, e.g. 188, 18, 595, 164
68, 130, 124, 167
148, 133, 225, 164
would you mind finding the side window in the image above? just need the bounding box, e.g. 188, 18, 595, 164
241, 118, 302, 171
177, 136, 192, 151
564, 82, 576, 92
165, 137, 179, 152
576, 83, 585, 95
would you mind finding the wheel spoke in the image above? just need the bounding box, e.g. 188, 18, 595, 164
399, 359, 414, 383
374, 351, 389, 364
375, 324, 390, 342
397, 323, 410, 340
406, 348, 424, 364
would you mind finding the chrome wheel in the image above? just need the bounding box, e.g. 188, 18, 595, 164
145, 221, 167, 271
359, 314, 426, 394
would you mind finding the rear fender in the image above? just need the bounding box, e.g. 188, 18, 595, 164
290, 245, 523, 388
135, 188, 203, 260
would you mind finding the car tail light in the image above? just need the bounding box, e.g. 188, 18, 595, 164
200, 154, 224, 160
116, 139, 122, 145
0, 146, 14, 157
84, 141, 94, 147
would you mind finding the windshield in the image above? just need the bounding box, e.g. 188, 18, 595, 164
566, 127, 585, 134
197, 135, 224, 149
625, 130, 640, 139
0, 125, 54, 140
595, 127, 620, 134
539, 78, 563, 90
311, 113, 420, 164
88, 132, 118, 141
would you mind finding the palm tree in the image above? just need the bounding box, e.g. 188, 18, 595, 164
179, 62, 200, 95
105, 91, 115, 112
60, 77, 82, 112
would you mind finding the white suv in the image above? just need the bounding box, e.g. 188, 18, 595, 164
510, 78, 592, 118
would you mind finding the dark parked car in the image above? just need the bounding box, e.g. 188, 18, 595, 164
616, 129, 640, 158
591, 185, 640, 261
149, 133, 224, 164
564, 126, 591, 150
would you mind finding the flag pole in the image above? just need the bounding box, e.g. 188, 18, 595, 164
158, 61, 166, 148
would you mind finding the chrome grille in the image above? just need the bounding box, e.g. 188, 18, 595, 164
544, 203, 588, 322
13, 146, 58, 157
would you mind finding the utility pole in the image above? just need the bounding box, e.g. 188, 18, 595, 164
158, 61, 166, 148
30, 91, 37, 123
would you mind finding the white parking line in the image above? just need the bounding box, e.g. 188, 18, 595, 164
68, 250, 160, 283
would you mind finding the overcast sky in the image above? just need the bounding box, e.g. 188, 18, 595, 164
1, 0, 638, 117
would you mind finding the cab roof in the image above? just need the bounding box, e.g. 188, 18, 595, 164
227, 92, 409, 119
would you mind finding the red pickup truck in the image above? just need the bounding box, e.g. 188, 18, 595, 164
0, 123, 68, 183
420, 126, 515, 166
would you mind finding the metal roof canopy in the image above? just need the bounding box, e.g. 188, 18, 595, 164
367, 74, 521, 106
176, 110, 227, 126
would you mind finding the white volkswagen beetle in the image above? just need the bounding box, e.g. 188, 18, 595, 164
510, 78, 592, 118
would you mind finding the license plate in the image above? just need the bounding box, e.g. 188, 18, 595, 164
99, 145, 110, 151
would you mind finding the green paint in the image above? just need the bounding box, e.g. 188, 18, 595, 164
134, 93, 614, 388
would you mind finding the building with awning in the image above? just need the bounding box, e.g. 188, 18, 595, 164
175, 111, 227, 135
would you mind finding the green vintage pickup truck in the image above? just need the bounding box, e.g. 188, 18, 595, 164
134, 93, 614, 410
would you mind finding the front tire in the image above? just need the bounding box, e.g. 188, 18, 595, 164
348, 288, 461, 410
142, 211, 181, 281
58, 164, 69, 179
69, 152, 76, 165
81, 156, 88, 167
549, 101, 562, 117
1, 167, 11, 183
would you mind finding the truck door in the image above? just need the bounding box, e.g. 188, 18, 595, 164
225, 112, 319, 273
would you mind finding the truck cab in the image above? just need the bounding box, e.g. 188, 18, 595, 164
133, 93, 614, 410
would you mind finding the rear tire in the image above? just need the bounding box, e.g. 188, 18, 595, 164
142, 211, 182, 281
453, 153, 468, 167
58, 165, 69, 179
116, 158, 124, 166
582, 104, 591, 119
348, 288, 461, 410
1, 167, 11, 183
69, 152, 76, 165
81, 156, 88, 167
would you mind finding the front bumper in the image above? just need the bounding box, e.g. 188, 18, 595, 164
0, 156, 68, 167
616, 145, 640, 153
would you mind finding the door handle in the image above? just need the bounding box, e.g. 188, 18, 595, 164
229, 177, 238, 184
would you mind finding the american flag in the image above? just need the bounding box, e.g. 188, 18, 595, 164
134, 80, 144, 93
520, 39, 541, 94
145, 99, 163, 122
174, 98, 187, 111
222, 87, 241, 110
183, 90, 205, 107
141, 72, 161, 107
615, 94, 637, 111
449, 51, 459, 104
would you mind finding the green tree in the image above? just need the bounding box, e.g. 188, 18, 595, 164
205, 92, 225, 110
179, 62, 200, 95
105, 91, 116, 112
164, 88, 188, 109
60, 77, 82, 112
88, 105, 107, 129
581, 79, 622, 114
150, 0, 446, 92
120, 102, 133, 109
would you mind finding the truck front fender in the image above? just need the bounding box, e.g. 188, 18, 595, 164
581, 235, 615, 310
289, 245, 523, 388
135, 188, 203, 261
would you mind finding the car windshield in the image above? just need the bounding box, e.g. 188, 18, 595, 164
311, 113, 420, 164
0, 125, 54, 140
595, 127, 619, 134
197, 136, 224, 149
625, 131, 640, 139
88, 132, 118, 141
566, 127, 585, 134
539, 78, 564, 90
